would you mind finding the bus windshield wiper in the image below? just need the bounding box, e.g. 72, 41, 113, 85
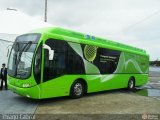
14, 41, 32, 77
13, 42, 20, 65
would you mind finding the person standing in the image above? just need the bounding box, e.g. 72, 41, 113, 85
0, 63, 7, 90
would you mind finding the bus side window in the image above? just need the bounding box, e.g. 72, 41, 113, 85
96, 48, 120, 74
34, 43, 42, 84
66, 42, 85, 74
43, 39, 66, 82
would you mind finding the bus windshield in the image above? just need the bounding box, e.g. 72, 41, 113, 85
8, 33, 41, 79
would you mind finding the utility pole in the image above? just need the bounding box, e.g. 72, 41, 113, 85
44, 0, 47, 22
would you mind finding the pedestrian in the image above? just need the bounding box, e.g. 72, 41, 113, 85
0, 63, 7, 90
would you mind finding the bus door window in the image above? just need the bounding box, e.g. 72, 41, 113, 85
34, 43, 42, 84
44, 39, 66, 82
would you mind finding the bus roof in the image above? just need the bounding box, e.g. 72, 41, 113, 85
31, 27, 148, 56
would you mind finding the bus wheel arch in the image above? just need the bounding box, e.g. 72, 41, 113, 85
69, 78, 87, 98
128, 76, 135, 90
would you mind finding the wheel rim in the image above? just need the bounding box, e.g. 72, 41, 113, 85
74, 83, 83, 96
129, 80, 134, 89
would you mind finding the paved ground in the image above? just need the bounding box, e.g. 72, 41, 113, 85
0, 71, 160, 120
36, 90, 160, 114
0, 90, 38, 114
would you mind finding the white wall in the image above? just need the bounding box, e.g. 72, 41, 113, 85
0, 33, 17, 67
0, 33, 17, 42
0, 39, 13, 67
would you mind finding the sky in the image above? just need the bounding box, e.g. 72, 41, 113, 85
0, 0, 160, 60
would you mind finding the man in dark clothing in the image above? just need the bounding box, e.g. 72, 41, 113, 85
0, 63, 7, 90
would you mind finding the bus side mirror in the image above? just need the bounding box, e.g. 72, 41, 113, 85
42, 44, 54, 60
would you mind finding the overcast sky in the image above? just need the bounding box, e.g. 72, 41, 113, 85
0, 0, 160, 60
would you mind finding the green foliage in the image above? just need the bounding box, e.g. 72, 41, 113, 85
150, 60, 160, 66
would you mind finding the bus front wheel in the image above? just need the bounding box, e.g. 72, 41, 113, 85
128, 77, 135, 90
70, 80, 85, 99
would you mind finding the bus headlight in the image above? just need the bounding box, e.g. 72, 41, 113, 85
22, 83, 30, 88
26, 95, 30, 98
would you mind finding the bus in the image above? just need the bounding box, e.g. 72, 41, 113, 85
7, 27, 149, 99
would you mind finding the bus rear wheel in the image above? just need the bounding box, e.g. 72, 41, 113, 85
128, 77, 135, 90
70, 80, 85, 99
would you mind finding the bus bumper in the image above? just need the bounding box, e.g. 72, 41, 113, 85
8, 83, 41, 99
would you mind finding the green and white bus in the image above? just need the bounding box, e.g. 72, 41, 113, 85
7, 27, 149, 99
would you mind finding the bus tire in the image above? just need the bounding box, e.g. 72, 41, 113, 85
128, 77, 135, 90
70, 80, 85, 99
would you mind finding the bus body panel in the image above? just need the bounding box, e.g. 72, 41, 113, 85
8, 81, 40, 99
8, 73, 148, 99
41, 74, 148, 99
